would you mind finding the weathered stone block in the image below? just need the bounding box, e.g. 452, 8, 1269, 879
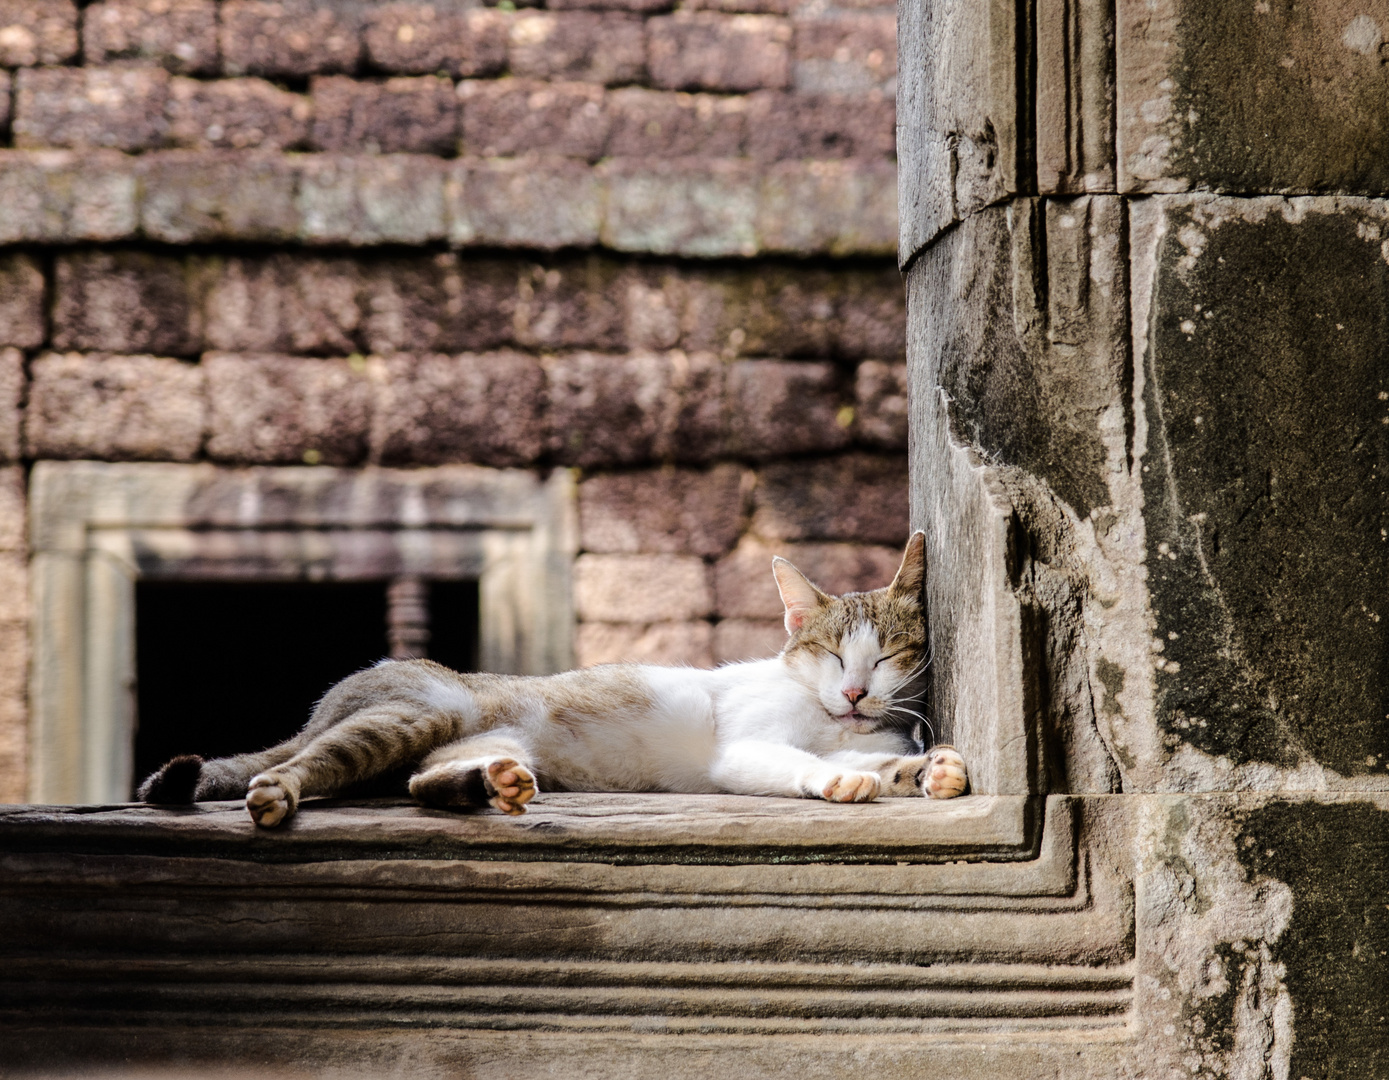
202, 254, 363, 355
140, 150, 298, 243
602, 159, 759, 257
82, 0, 217, 74
166, 76, 310, 151
792, 12, 895, 94
574, 553, 713, 622
853, 359, 907, 448
0, 350, 22, 462
1117, 0, 1389, 194
298, 154, 447, 245
896, 0, 1020, 262
364, 4, 508, 77
606, 88, 746, 158
220, 0, 361, 77
712, 617, 785, 661
546, 350, 724, 466
683, 0, 799, 12
511, 257, 626, 352
13, 66, 168, 150
757, 159, 897, 256
53, 250, 204, 357
551, 0, 671, 11
575, 621, 714, 668
448, 157, 604, 249
0, 0, 77, 66
361, 255, 518, 355
0, 253, 44, 349
745, 89, 893, 161
724, 359, 848, 458
509, 12, 645, 85
25, 352, 205, 461
0, 465, 25, 551
713, 535, 902, 618
0, 150, 139, 242
204, 353, 372, 466
0, 618, 28, 803
460, 78, 609, 161
626, 263, 905, 361
312, 75, 457, 155
753, 451, 908, 543
648, 13, 791, 91
370, 351, 546, 468
833, 267, 907, 359
579, 464, 746, 556
1131, 195, 1389, 776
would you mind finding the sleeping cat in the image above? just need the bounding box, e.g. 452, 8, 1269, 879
138, 531, 968, 826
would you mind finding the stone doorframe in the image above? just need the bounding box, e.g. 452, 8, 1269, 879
27, 461, 577, 805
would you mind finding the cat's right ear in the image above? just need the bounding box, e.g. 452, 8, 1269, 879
888, 530, 926, 607
772, 557, 827, 634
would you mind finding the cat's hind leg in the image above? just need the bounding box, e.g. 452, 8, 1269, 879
246, 705, 458, 828
138, 737, 313, 805
408, 728, 538, 816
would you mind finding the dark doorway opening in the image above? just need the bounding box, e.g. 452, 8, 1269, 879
132, 579, 480, 795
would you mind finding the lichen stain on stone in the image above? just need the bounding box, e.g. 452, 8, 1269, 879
1095, 657, 1137, 772
1142, 202, 1389, 774
1165, 0, 1389, 193
1140, 798, 1296, 1080
1236, 800, 1389, 1079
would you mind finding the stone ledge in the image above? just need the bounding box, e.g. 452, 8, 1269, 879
0, 150, 897, 256
0, 792, 1036, 866
0, 792, 1132, 1063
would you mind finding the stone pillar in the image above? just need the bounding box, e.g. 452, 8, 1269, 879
902, 0, 1389, 1074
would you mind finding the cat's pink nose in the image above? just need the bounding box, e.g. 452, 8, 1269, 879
843, 686, 867, 704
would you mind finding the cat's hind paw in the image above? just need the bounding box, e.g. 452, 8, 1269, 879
923, 745, 968, 800
410, 757, 538, 815
246, 774, 298, 828
820, 771, 881, 803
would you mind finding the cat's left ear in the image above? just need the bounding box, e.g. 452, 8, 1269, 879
888, 531, 926, 606
772, 557, 828, 634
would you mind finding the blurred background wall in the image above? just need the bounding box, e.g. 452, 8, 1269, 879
0, 0, 904, 802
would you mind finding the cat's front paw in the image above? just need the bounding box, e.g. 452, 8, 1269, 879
820, 771, 881, 803
922, 745, 968, 799
246, 773, 298, 827
484, 758, 536, 816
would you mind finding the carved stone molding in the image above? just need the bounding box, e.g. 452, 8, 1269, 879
0, 792, 1134, 1050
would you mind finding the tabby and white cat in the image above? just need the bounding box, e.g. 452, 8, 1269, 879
139, 532, 968, 826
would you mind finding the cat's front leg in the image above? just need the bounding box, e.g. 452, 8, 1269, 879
711, 740, 882, 802
854, 746, 969, 799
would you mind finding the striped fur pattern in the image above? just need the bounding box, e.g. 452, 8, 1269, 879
138, 532, 969, 827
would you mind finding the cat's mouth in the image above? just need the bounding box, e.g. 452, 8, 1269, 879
834, 708, 880, 732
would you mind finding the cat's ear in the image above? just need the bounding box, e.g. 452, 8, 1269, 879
888, 531, 926, 606
772, 557, 828, 634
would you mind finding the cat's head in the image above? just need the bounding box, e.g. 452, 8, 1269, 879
773, 532, 929, 735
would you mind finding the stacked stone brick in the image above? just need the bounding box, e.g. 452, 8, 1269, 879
0, 0, 903, 800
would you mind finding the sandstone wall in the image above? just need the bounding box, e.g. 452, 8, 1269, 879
0, 0, 905, 802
